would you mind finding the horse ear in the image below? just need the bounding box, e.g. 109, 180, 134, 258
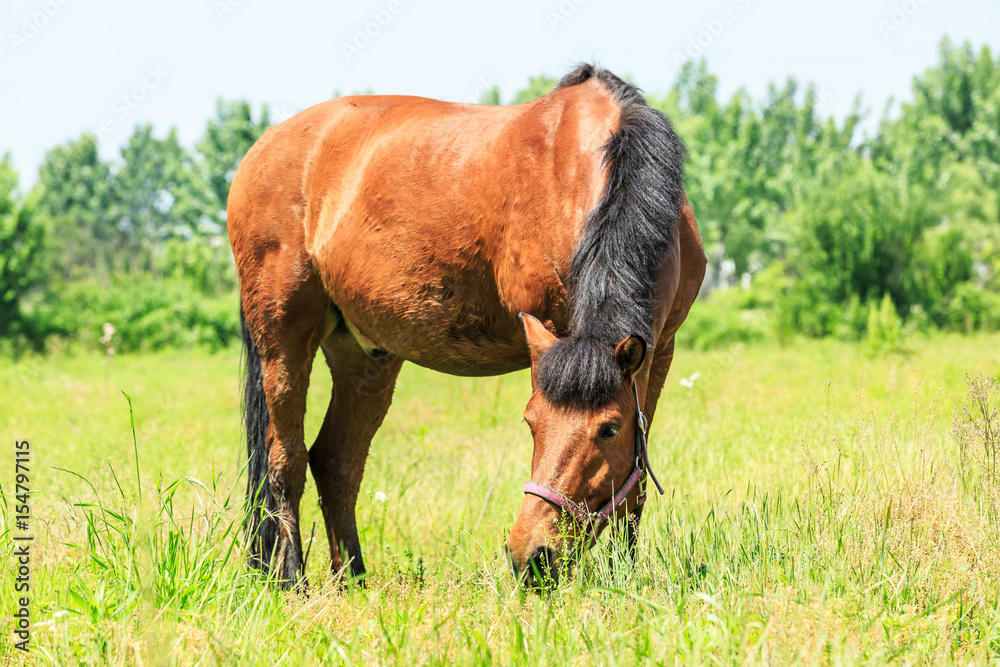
615, 335, 647, 379
519, 313, 557, 367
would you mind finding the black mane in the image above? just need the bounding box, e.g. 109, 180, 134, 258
535, 64, 686, 407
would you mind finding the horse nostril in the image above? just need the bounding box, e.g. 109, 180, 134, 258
522, 546, 559, 589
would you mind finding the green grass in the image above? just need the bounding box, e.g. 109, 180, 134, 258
2, 334, 1000, 664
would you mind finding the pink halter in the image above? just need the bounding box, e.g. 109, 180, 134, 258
522, 379, 664, 534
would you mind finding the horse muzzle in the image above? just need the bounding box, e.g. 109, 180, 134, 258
506, 541, 563, 589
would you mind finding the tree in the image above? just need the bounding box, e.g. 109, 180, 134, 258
787, 159, 929, 302
865, 38, 1000, 328
653, 61, 861, 286
36, 133, 116, 279
0, 155, 48, 349
112, 125, 214, 273
872, 39, 1000, 192
196, 100, 271, 226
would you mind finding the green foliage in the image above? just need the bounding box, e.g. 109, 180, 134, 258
36, 134, 116, 279
113, 125, 215, 273
651, 60, 861, 281
196, 100, 271, 224
477, 85, 501, 105
0, 155, 49, 351
675, 286, 770, 351
162, 236, 237, 295
54, 277, 239, 353
945, 282, 1000, 333
864, 293, 913, 356
781, 158, 929, 334
18, 105, 263, 352
872, 39, 1000, 193
3, 39, 1000, 356
698, 39, 1000, 347
509, 75, 558, 105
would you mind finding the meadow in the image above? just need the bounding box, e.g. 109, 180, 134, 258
2, 333, 1000, 664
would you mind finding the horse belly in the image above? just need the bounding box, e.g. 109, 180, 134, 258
326, 256, 533, 377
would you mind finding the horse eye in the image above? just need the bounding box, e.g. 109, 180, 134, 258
598, 423, 620, 440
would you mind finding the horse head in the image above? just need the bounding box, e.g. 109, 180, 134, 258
507, 313, 656, 588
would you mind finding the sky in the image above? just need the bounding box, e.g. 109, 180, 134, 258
3, 0, 999, 185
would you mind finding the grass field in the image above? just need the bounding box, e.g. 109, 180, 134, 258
2, 334, 1000, 664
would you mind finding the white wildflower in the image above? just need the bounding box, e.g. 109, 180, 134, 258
100, 322, 116, 346
374, 491, 388, 503
680, 372, 700, 389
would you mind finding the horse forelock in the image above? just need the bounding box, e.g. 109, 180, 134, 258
534, 64, 686, 409
535, 336, 622, 408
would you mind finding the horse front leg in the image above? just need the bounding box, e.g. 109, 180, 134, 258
623, 337, 676, 562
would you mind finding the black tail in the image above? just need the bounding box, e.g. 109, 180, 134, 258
241, 308, 278, 571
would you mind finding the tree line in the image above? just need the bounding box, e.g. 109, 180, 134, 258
2, 37, 997, 355
662, 38, 999, 349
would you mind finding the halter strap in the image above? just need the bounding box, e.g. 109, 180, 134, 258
523, 467, 646, 528
631, 380, 664, 496
522, 378, 664, 534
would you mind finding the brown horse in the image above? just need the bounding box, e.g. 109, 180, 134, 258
228, 64, 705, 588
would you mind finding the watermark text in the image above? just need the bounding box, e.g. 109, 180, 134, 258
13, 439, 32, 653
341, 1, 402, 63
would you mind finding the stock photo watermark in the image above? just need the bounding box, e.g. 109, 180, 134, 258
877, 0, 931, 40
672, 0, 754, 66
545, 0, 589, 31
273, 106, 295, 123
12, 440, 32, 653
815, 84, 834, 111
93, 65, 168, 137
213, 0, 247, 21
7, 0, 72, 53
340, 0, 403, 64
462, 76, 496, 104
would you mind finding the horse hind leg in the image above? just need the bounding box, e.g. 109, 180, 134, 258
241, 268, 327, 587
309, 330, 403, 583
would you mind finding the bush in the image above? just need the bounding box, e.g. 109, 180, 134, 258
676, 286, 771, 351
945, 282, 1000, 333
779, 158, 935, 335
55, 277, 239, 353
864, 293, 914, 357
162, 236, 237, 295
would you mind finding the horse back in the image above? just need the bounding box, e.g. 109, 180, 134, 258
230, 80, 622, 374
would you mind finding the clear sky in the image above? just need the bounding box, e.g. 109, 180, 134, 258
3, 0, 998, 183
